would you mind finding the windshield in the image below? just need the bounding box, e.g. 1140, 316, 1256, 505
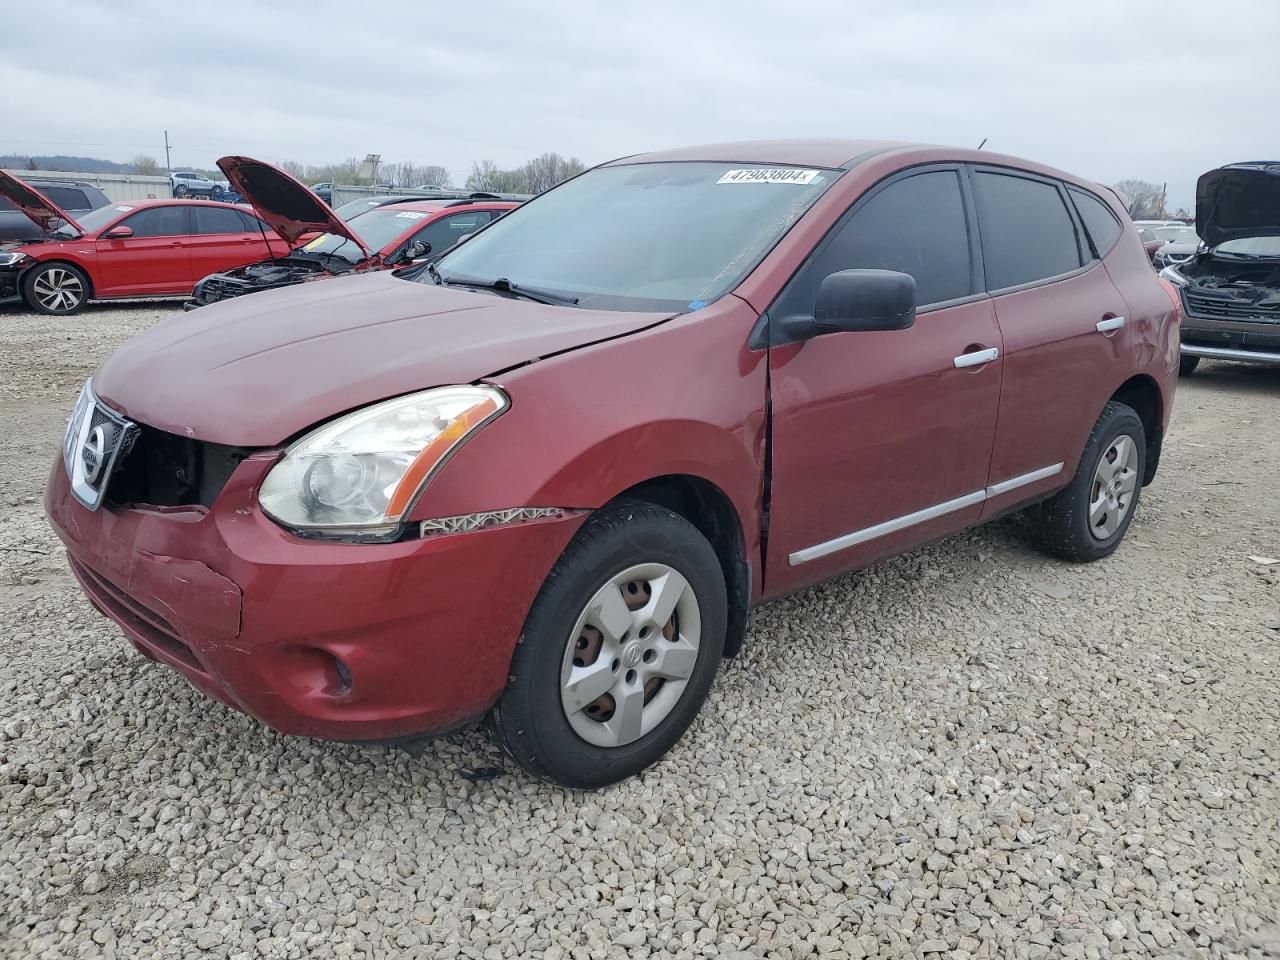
1154, 227, 1197, 244
295, 207, 430, 261
52, 203, 135, 238
1216, 236, 1280, 257
427, 161, 840, 311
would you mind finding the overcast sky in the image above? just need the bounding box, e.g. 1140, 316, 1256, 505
3, 0, 1276, 210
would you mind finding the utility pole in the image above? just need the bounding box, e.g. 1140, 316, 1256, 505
164, 131, 172, 174
1160, 181, 1168, 219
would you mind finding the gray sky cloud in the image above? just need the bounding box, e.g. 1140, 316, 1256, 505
3, 0, 1276, 209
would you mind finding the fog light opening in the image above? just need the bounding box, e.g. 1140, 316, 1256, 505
326, 652, 354, 696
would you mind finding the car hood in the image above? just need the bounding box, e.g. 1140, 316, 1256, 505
216, 156, 370, 257
0, 170, 84, 236
1196, 162, 1280, 247
94, 271, 672, 447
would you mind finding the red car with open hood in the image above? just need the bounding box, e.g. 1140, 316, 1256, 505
186, 157, 517, 307
46, 140, 1180, 787
0, 170, 289, 315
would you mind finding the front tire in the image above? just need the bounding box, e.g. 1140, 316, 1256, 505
488, 500, 726, 788
173, 184, 189, 197
1179, 354, 1200, 376
22, 262, 90, 315
1027, 401, 1146, 562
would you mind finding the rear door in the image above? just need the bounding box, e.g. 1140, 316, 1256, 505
968, 167, 1133, 517
189, 206, 275, 278
765, 166, 1005, 595
94, 205, 193, 295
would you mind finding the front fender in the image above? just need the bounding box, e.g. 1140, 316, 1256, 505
411, 296, 768, 555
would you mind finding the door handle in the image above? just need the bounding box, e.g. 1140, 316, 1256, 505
1096, 316, 1126, 333
953, 346, 999, 368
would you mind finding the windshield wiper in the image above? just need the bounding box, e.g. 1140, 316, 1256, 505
438, 273, 579, 306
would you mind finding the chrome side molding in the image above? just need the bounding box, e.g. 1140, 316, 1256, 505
788, 462, 1065, 566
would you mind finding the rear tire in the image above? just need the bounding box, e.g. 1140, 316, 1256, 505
22, 262, 90, 315
1179, 354, 1200, 376
1027, 401, 1146, 562
488, 500, 726, 788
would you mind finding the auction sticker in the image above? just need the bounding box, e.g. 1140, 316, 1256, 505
717, 168, 820, 185
395, 211, 428, 219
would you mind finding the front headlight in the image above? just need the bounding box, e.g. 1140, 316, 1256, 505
259, 385, 508, 540
1159, 264, 1188, 286
0, 252, 32, 268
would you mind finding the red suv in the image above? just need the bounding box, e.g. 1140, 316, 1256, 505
0, 172, 288, 314
46, 140, 1180, 787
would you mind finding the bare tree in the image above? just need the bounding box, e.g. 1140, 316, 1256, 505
1113, 179, 1165, 219
130, 155, 161, 176
521, 153, 585, 193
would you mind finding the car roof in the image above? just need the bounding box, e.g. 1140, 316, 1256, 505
608, 139, 1107, 192
374, 199, 519, 214
100, 198, 247, 210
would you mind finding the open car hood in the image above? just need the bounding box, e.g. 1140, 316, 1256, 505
1196, 162, 1280, 248
0, 170, 84, 235
216, 156, 370, 257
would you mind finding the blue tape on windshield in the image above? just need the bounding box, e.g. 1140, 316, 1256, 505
686, 300, 706, 311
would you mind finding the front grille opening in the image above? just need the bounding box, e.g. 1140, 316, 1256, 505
107, 423, 255, 509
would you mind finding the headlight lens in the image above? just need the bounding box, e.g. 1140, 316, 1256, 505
1159, 264, 1188, 286
0, 252, 32, 267
259, 385, 508, 539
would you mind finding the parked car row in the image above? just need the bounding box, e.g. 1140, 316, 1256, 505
0, 162, 517, 314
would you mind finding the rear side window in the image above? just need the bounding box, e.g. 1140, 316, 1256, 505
973, 171, 1081, 290
1068, 187, 1122, 257
410, 211, 492, 255
238, 211, 271, 233
120, 206, 188, 238
193, 206, 247, 234
42, 186, 90, 210
773, 170, 973, 314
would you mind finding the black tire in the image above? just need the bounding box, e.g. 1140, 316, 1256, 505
1179, 354, 1200, 376
173, 183, 189, 197
1027, 401, 1146, 562
21, 261, 90, 316
488, 500, 727, 788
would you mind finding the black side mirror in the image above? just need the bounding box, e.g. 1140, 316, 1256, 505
774, 269, 916, 344
401, 240, 431, 263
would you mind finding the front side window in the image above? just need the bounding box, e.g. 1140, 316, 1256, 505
427, 161, 840, 311
119, 206, 188, 238
973, 171, 1081, 290
770, 169, 973, 319
1068, 187, 1122, 257
409, 211, 491, 256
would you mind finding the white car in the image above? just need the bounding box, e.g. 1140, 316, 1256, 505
170, 171, 223, 198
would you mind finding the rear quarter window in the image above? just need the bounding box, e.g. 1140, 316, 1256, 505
41, 186, 90, 210
1068, 187, 1123, 257
973, 171, 1082, 290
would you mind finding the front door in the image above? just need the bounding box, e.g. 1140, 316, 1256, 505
764, 166, 1004, 596
94, 205, 192, 296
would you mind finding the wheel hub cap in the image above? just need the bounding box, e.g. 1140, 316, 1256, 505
559, 562, 702, 749
1089, 434, 1138, 540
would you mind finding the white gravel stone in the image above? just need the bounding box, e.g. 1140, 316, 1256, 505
2, 304, 1280, 958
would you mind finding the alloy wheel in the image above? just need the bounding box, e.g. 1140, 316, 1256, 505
1089, 434, 1138, 539
32, 268, 84, 312
559, 562, 701, 748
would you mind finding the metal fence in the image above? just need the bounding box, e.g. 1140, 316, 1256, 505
4, 169, 173, 203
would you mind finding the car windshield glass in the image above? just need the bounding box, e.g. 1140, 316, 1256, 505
424, 161, 840, 311
296, 208, 429, 261
1216, 236, 1280, 256
1154, 227, 1197, 243
52, 203, 136, 238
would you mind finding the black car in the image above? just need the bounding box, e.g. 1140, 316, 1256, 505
1161, 162, 1280, 374
0, 179, 110, 241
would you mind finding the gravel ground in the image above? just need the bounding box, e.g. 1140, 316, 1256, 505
1, 301, 1278, 960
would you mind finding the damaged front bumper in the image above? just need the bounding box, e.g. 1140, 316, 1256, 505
45, 451, 585, 742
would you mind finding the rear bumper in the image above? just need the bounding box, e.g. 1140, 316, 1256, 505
46, 452, 584, 741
